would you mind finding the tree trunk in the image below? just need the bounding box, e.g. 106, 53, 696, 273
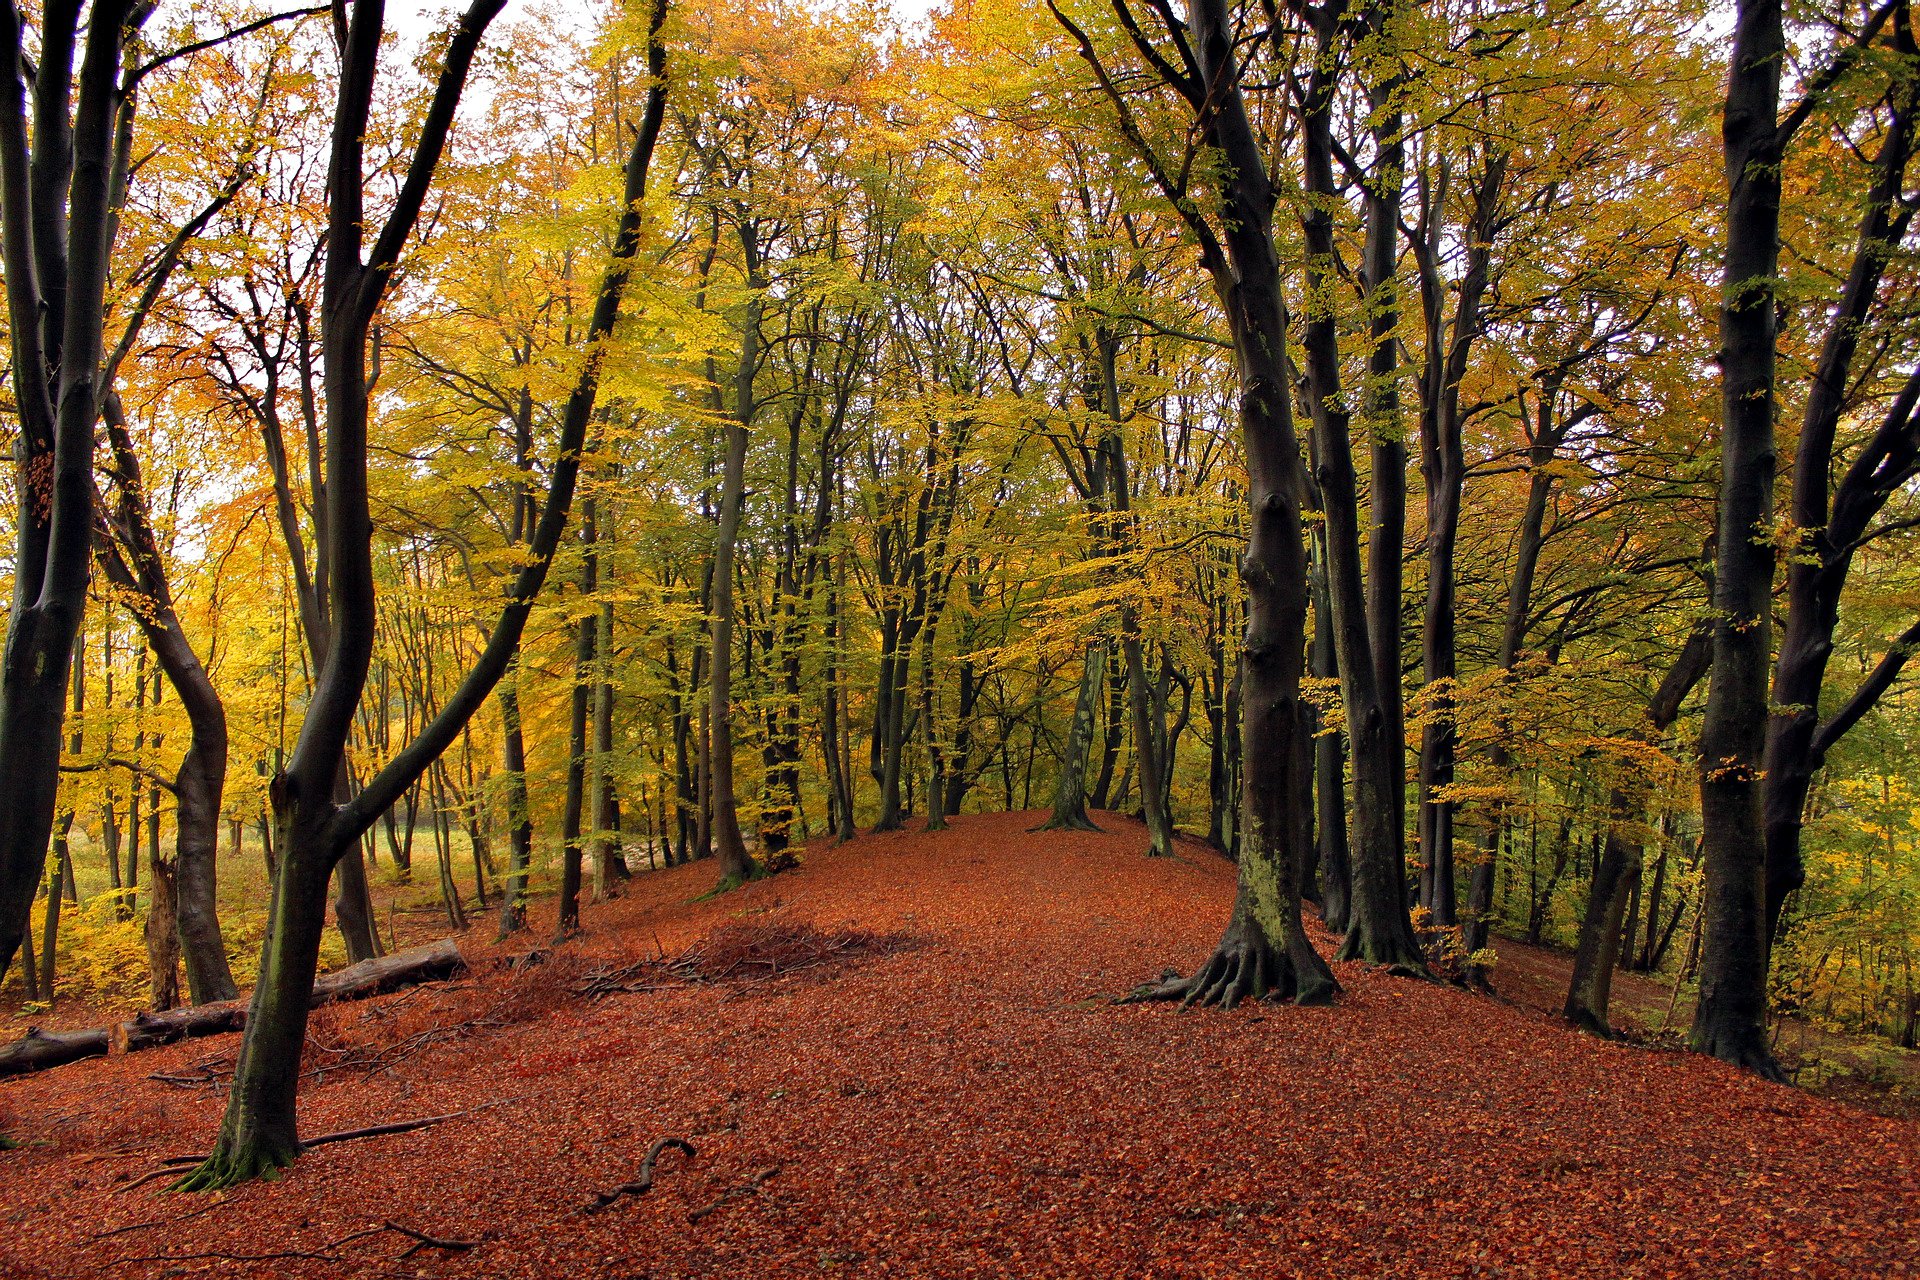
1310, 530, 1353, 933
558, 498, 599, 936
1566, 626, 1712, 1032
495, 673, 533, 938
178, 0, 653, 1187
1123, 632, 1175, 856
1096, 0, 1337, 1006
1041, 643, 1104, 831
0, 1, 148, 986
1296, 11, 1423, 971
1692, 0, 1788, 1079
709, 427, 755, 878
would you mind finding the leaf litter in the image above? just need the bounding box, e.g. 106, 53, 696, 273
1, 810, 1914, 1279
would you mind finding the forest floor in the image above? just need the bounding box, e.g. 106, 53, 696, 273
3, 811, 1917, 1279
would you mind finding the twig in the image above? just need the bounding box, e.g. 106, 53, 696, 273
90, 1200, 221, 1239
582, 1136, 696, 1212
382, 1219, 479, 1258
687, 1165, 780, 1224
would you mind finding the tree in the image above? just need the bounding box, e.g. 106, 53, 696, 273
1762, 5, 1920, 946
1691, 0, 1899, 1080
0, 0, 151, 985
1056, 0, 1336, 1006
176, 0, 670, 1188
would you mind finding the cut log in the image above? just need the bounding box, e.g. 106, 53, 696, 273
112, 1001, 246, 1055
308, 938, 466, 1005
103, 939, 469, 1057
0, 1026, 110, 1077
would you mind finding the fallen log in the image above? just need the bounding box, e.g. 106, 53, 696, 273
111, 938, 466, 1054
0, 1026, 110, 1076
0, 940, 468, 1076
309, 938, 468, 1004
113, 1002, 247, 1055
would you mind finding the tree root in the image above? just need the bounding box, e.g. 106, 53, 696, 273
380, 1219, 480, 1258
583, 1136, 696, 1212
688, 1165, 780, 1223
1123, 926, 1338, 1010
161, 1097, 529, 1193
111, 1219, 477, 1269
1690, 1027, 1790, 1084
1031, 814, 1102, 834
1563, 1005, 1615, 1040
166, 1137, 299, 1193
1332, 922, 1433, 979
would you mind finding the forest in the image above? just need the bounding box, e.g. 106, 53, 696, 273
1, 0, 1918, 1274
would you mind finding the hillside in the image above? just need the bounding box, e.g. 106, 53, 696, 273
4, 813, 1915, 1279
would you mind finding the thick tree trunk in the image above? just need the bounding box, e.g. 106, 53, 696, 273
96, 433, 243, 1003
179, 0, 649, 1187
1692, 0, 1787, 1079
1102, 0, 1336, 1007
0, 1026, 109, 1076
1761, 66, 1916, 944
1296, 26, 1423, 971
178, 806, 334, 1186
0, 1, 144, 986
1361, 32, 1409, 928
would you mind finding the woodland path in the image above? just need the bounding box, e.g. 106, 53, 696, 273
2, 811, 1915, 1279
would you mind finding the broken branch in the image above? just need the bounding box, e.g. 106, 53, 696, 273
582, 1135, 697, 1213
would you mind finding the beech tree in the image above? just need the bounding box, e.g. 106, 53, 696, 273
0, 0, 152, 985
176, 0, 671, 1188
1054, 0, 1337, 1005
1692, 0, 1902, 1078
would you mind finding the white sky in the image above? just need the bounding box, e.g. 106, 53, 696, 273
384, 0, 945, 42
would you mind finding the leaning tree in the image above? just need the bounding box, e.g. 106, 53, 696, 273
176, 0, 673, 1189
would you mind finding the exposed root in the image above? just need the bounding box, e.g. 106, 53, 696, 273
583, 1136, 696, 1212
1124, 923, 1338, 1010
110, 1219, 477, 1268
168, 1136, 298, 1193
1563, 1005, 1615, 1040
1333, 920, 1433, 979
1691, 1029, 1790, 1084
380, 1218, 480, 1258
1031, 814, 1103, 834
162, 1100, 526, 1193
